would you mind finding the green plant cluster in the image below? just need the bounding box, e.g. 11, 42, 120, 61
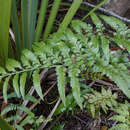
0, 13, 130, 109
109, 101, 130, 130
84, 88, 117, 117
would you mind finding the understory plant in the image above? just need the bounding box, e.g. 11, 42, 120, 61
0, 13, 130, 128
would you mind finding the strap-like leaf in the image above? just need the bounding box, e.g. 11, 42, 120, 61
3, 76, 10, 103
56, 65, 66, 106
20, 72, 27, 99
13, 74, 20, 97
33, 70, 43, 100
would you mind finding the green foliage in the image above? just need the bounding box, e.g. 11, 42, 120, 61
0, 0, 12, 66
84, 88, 117, 117
109, 102, 130, 130
0, 115, 14, 130
0, 14, 130, 109
56, 65, 66, 106
0, 96, 39, 129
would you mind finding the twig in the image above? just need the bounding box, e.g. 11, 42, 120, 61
9, 28, 15, 42
17, 81, 57, 124
68, 0, 130, 23
82, 1, 130, 23
73, 115, 88, 125
38, 98, 61, 130
96, 79, 114, 87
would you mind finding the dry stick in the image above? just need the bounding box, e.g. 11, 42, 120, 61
96, 79, 114, 87
38, 98, 61, 130
73, 115, 88, 125
9, 28, 15, 42
17, 81, 57, 124
68, 0, 130, 23
82, 1, 130, 23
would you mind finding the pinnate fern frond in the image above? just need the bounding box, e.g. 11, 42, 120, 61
33, 69, 43, 100
109, 102, 130, 130
56, 65, 66, 106
84, 88, 117, 117
0, 14, 129, 108
69, 64, 82, 109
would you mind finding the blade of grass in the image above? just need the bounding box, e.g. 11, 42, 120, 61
35, 0, 49, 42
43, 0, 61, 41
11, 0, 21, 57
60, 2, 90, 12
21, 0, 28, 49
82, 0, 107, 21
58, 0, 83, 34
21, 0, 38, 50
28, 0, 38, 49
0, 0, 12, 66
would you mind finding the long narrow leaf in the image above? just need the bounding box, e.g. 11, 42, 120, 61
43, 0, 61, 41
35, 0, 49, 42
28, 0, 38, 49
13, 74, 20, 97
21, 0, 28, 49
20, 72, 27, 99
0, 0, 12, 66
3, 76, 10, 103
11, 0, 21, 56
58, 0, 83, 33
56, 66, 66, 106
82, 0, 107, 21
33, 70, 43, 100
69, 65, 82, 109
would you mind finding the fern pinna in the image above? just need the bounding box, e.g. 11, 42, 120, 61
0, 14, 130, 108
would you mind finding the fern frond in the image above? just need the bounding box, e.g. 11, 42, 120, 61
1, 104, 17, 115
100, 15, 128, 33
20, 72, 27, 99
56, 65, 66, 106
94, 60, 130, 98
109, 102, 130, 130
69, 64, 82, 109
17, 105, 34, 117
6, 115, 21, 122
84, 88, 117, 117
33, 69, 43, 100
6, 59, 22, 72
13, 74, 20, 97
3, 76, 10, 103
